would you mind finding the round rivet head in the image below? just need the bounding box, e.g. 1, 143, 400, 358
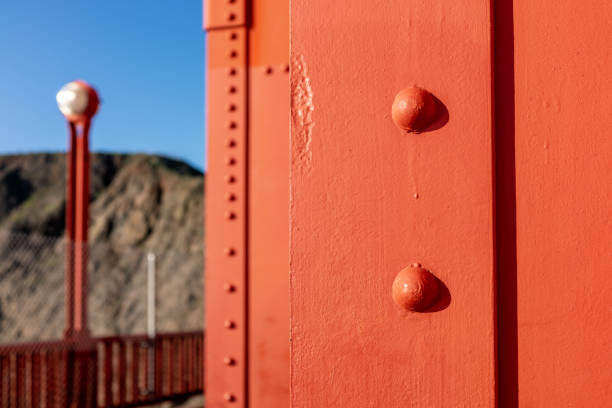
224, 320, 236, 329
224, 283, 236, 292
391, 264, 439, 312
391, 86, 438, 133
223, 393, 236, 402
224, 356, 236, 366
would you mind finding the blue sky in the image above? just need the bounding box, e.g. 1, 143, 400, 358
0, 1, 206, 170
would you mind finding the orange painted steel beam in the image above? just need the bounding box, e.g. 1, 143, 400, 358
290, 0, 496, 406
205, 0, 290, 406
204, 0, 247, 31
204, 0, 249, 403
247, 67, 290, 408
506, 0, 612, 406
247, 0, 289, 407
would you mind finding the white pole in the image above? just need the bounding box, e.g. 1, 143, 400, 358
146, 252, 156, 394
147, 252, 156, 339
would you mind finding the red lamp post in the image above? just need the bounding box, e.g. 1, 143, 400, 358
56, 80, 99, 340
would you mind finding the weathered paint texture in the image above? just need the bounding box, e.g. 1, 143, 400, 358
290, 0, 496, 406
290, 54, 314, 174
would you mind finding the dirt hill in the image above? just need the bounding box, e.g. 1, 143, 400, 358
0, 153, 204, 343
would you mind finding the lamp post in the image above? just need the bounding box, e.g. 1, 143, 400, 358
57, 80, 99, 340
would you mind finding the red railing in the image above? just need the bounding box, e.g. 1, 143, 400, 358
0, 331, 203, 407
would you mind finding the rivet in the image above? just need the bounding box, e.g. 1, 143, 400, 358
228, 50, 238, 58
284, 64, 290, 73
227, 13, 236, 21
227, 121, 237, 129
225, 211, 237, 220
228, 32, 238, 40
391, 85, 438, 133
225, 192, 237, 201
224, 283, 236, 292
226, 67, 237, 76
228, 0, 236, 4
225, 174, 236, 183
223, 356, 236, 366
224, 320, 236, 329
227, 85, 237, 94
225, 157, 237, 166
226, 139, 236, 148
392, 264, 439, 312
264, 66, 273, 75
224, 247, 236, 256
224, 393, 236, 402
227, 103, 237, 112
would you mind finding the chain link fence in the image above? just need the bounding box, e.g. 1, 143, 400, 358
0, 229, 203, 345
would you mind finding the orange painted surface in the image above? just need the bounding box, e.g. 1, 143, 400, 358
505, 0, 612, 405
248, 67, 290, 408
248, 1, 290, 406
205, 26, 249, 407
290, 0, 496, 406
205, 0, 289, 406
248, 0, 289, 67
207, 0, 612, 405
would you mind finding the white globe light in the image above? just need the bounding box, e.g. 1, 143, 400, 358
56, 82, 90, 116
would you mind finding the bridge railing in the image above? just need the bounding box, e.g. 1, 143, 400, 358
0, 331, 204, 408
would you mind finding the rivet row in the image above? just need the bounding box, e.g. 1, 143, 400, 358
222, 27, 241, 400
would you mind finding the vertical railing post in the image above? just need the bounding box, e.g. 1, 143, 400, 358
103, 341, 112, 407
30, 352, 41, 408
154, 338, 163, 398
44, 352, 55, 408
118, 341, 126, 405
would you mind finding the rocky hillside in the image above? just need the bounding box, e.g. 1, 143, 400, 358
0, 153, 204, 343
